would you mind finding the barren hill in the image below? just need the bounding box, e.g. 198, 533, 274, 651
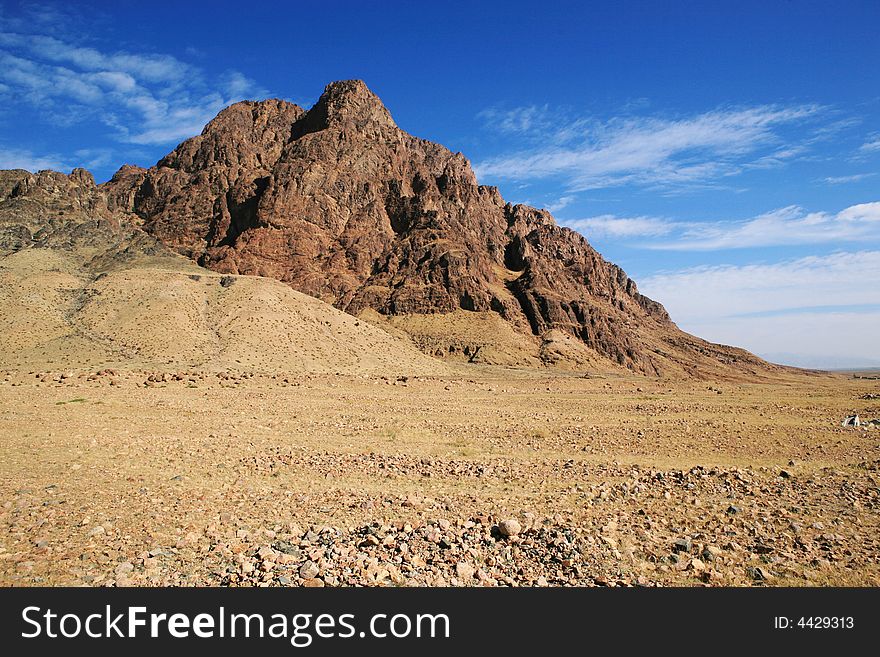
0, 168, 445, 375
102, 80, 774, 377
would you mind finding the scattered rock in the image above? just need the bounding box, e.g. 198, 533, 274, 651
747, 566, 769, 582
689, 558, 706, 572
299, 561, 320, 579
673, 538, 692, 553
455, 562, 475, 580
498, 519, 521, 538
115, 562, 134, 577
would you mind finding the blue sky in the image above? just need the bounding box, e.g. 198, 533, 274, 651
1, 0, 878, 367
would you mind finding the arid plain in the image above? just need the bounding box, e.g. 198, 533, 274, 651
2, 364, 878, 587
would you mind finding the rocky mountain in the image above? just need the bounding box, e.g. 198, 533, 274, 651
4, 80, 775, 377
0, 167, 444, 375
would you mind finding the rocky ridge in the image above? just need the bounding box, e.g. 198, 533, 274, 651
0, 167, 444, 375
102, 80, 771, 376
3, 80, 776, 377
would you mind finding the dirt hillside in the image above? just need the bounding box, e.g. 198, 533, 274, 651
0, 169, 445, 376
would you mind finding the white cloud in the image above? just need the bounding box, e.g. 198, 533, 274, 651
545, 195, 575, 213
478, 105, 553, 135
861, 138, 880, 152
222, 70, 258, 98
640, 251, 880, 365
0, 4, 72, 33
73, 148, 114, 170
474, 104, 822, 191
0, 31, 269, 147
569, 201, 880, 250
640, 251, 880, 322
652, 202, 880, 250
824, 172, 875, 184
0, 32, 191, 83
0, 146, 67, 171
744, 144, 810, 170
563, 215, 677, 238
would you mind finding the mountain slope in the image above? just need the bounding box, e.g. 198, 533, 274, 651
0, 168, 445, 375
103, 80, 774, 377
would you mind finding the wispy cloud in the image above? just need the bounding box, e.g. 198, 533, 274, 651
545, 195, 575, 213
0, 146, 68, 171
0, 4, 73, 33
0, 32, 192, 83
658, 202, 880, 250
478, 105, 554, 136
73, 148, 116, 170
569, 201, 880, 250
562, 215, 678, 238
823, 172, 876, 184
641, 250, 880, 322
639, 251, 880, 364
474, 104, 823, 191
861, 136, 880, 152
0, 30, 269, 149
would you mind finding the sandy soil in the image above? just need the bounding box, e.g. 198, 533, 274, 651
1, 366, 878, 587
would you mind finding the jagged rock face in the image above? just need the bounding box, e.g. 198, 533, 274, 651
0, 168, 175, 268
0, 167, 446, 376
109, 99, 304, 257
100, 80, 699, 373
1, 168, 106, 220
62, 79, 770, 376
0, 168, 121, 252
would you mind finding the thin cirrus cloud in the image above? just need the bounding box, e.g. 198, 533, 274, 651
545, 195, 576, 213
0, 30, 268, 148
823, 172, 875, 184
564, 201, 880, 250
563, 215, 677, 238
638, 251, 880, 366
639, 250, 880, 322
0, 146, 68, 172
474, 104, 823, 191
0, 32, 192, 83
477, 104, 555, 136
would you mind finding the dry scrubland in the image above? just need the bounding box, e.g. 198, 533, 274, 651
1, 366, 878, 587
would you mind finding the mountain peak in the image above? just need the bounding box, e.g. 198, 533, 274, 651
323, 78, 372, 96
211, 97, 303, 126
303, 79, 396, 132
92, 79, 774, 377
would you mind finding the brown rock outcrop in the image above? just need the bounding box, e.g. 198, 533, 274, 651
0, 166, 444, 376
6, 80, 774, 376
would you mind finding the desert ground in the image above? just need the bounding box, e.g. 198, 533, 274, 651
1, 365, 878, 587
